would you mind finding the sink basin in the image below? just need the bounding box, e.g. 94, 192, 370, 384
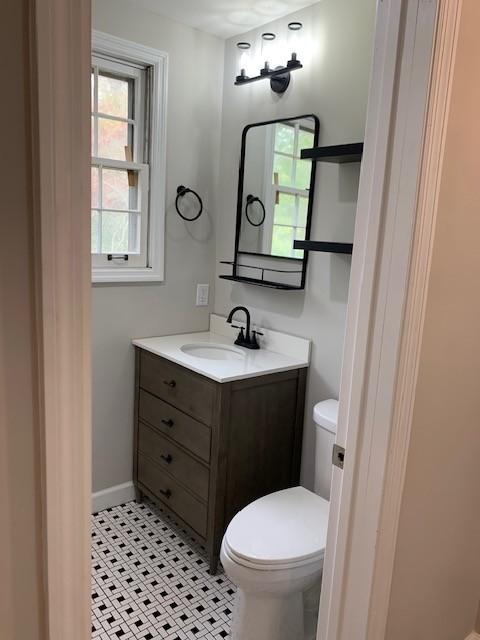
180, 342, 245, 362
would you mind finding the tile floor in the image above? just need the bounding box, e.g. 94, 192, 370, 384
91, 500, 235, 640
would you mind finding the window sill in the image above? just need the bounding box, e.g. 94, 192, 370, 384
92, 267, 164, 284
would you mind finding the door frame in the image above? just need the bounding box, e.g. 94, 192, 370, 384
318, 1, 462, 639
28, 0, 462, 638
30, 0, 92, 638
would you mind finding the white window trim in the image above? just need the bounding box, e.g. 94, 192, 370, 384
91, 31, 168, 283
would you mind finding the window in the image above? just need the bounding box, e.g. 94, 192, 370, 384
269, 122, 315, 259
91, 57, 149, 267
91, 32, 167, 283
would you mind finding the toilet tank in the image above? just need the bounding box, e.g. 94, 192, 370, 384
313, 399, 339, 500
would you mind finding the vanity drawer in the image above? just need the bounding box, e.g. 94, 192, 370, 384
138, 389, 211, 462
138, 453, 207, 537
138, 422, 209, 501
139, 351, 216, 425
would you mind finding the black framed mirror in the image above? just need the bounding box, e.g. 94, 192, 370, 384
220, 114, 319, 290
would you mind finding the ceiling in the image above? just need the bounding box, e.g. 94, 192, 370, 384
131, 0, 321, 39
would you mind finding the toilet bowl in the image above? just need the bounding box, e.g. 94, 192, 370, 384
221, 399, 338, 640
220, 486, 329, 640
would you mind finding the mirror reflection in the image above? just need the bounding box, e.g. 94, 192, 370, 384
238, 116, 318, 260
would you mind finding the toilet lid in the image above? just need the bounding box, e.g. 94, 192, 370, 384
224, 487, 329, 568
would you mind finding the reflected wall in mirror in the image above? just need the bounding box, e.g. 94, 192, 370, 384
238, 115, 319, 261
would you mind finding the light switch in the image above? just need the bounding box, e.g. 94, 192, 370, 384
196, 284, 209, 306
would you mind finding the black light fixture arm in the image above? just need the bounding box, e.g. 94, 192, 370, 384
235, 60, 302, 94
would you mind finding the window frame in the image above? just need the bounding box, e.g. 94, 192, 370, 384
91, 31, 168, 283
91, 56, 149, 268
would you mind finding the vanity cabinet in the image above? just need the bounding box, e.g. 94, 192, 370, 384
133, 347, 307, 573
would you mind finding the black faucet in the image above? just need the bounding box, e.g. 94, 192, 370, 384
226, 306, 263, 350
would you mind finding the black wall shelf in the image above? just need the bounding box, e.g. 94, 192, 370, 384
219, 275, 303, 290
293, 240, 353, 255
219, 260, 304, 290
301, 142, 363, 164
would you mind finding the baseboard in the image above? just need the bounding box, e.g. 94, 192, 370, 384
465, 633, 480, 640
92, 481, 136, 513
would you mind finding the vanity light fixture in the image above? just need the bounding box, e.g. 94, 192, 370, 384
234, 22, 304, 94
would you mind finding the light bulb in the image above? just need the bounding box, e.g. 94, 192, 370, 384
287, 22, 303, 66
261, 32, 277, 74
236, 42, 252, 81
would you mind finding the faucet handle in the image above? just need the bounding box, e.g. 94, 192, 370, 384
232, 325, 246, 346
251, 330, 263, 350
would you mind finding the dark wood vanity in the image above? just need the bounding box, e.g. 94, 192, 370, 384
133, 346, 307, 573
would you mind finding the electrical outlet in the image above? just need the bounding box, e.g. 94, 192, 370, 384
196, 284, 209, 306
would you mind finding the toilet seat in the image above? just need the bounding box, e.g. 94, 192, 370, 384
222, 538, 325, 572
223, 486, 329, 571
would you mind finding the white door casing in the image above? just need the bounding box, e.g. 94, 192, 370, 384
318, 1, 462, 639
30, 0, 92, 638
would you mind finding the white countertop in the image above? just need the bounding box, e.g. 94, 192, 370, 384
132, 315, 310, 383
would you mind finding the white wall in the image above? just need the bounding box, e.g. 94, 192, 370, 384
214, 0, 375, 487
92, 0, 224, 492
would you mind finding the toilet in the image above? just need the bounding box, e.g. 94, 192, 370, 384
220, 399, 339, 640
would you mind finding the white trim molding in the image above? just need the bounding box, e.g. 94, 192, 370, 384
367, 2, 463, 638
91, 31, 168, 284
92, 482, 136, 514
318, 1, 449, 639
318, 0, 406, 636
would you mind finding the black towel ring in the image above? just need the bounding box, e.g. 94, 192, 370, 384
175, 185, 203, 221
245, 194, 266, 227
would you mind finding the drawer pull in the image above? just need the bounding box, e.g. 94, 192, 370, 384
161, 418, 174, 428
163, 379, 176, 388
160, 454, 173, 464
160, 488, 172, 499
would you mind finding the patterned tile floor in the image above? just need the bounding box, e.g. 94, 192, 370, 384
91, 500, 235, 640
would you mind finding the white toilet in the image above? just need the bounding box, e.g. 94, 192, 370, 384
220, 399, 339, 640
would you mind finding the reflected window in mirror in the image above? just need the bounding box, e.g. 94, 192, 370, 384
271, 121, 315, 258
